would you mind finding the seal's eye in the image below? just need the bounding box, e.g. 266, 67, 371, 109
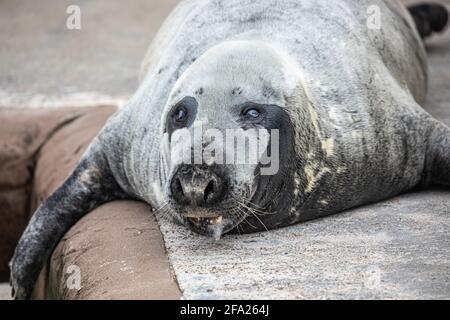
243, 107, 261, 119
173, 106, 188, 124
166, 96, 198, 134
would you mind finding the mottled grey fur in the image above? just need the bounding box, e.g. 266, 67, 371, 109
10, 0, 450, 299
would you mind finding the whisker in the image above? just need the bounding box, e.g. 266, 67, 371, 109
251, 211, 269, 231
232, 196, 273, 216
230, 195, 270, 231
234, 204, 258, 230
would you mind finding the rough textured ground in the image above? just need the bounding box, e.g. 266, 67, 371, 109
1, 0, 449, 299
0, 0, 178, 107
159, 191, 450, 299
0, 284, 10, 300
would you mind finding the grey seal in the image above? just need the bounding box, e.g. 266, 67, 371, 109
10, 0, 449, 299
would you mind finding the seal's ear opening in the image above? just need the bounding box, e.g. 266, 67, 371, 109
9, 145, 129, 300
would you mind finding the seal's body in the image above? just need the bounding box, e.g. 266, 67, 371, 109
11, 0, 450, 299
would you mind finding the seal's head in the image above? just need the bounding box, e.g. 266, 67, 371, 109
160, 41, 306, 239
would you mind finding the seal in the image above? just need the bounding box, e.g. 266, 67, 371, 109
10, 0, 450, 299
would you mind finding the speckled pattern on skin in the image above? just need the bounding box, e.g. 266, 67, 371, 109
10, 0, 450, 299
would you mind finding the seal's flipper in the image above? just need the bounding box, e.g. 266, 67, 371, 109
408, 3, 449, 39
9, 144, 129, 300
422, 123, 450, 187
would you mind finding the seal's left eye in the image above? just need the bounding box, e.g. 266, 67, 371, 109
173, 107, 188, 123
243, 108, 261, 119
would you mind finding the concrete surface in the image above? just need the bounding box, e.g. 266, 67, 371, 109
159, 191, 450, 299
425, 32, 450, 125
0, 0, 449, 300
0, 0, 178, 107
0, 284, 11, 300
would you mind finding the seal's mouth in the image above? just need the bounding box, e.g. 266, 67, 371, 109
186, 216, 223, 226
183, 213, 242, 240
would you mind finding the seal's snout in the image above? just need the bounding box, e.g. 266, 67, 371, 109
170, 164, 228, 207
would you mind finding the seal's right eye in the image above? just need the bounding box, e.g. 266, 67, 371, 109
173, 106, 188, 124
167, 96, 198, 133
243, 108, 261, 119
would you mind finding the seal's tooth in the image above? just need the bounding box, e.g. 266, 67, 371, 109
208, 216, 223, 225
211, 223, 225, 241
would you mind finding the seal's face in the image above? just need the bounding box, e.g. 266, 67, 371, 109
160, 41, 298, 239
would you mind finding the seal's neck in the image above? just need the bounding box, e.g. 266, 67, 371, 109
284, 79, 334, 222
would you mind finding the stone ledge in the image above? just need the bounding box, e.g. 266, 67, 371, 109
0, 106, 103, 281
30, 106, 180, 299
0, 106, 180, 299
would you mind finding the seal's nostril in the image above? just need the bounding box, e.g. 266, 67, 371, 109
204, 180, 215, 203
170, 176, 186, 205
175, 178, 184, 197
170, 165, 228, 207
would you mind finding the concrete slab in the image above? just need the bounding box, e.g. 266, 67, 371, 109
159, 191, 450, 299
0, 283, 11, 300
0, 0, 178, 107
425, 28, 450, 126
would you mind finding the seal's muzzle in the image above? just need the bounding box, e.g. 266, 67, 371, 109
169, 164, 228, 208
